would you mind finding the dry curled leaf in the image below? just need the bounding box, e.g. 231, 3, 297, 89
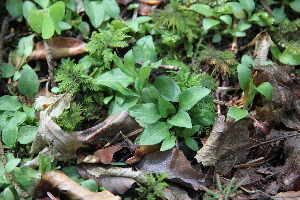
33, 170, 121, 200
75, 111, 142, 146
273, 191, 300, 200
77, 164, 148, 194
27, 37, 87, 61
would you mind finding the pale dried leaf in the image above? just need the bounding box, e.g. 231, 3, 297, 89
77, 164, 148, 194
33, 170, 121, 200
30, 115, 83, 161
195, 115, 259, 174
273, 191, 300, 199
162, 184, 192, 200
27, 37, 87, 61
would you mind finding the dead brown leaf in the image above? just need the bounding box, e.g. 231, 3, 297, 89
27, 37, 87, 61
75, 111, 142, 146
136, 148, 209, 190
33, 170, 121, 200
195, 115, 259, 174
76, 164, 148, 194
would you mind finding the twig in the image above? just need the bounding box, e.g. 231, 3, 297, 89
44, 39, 57, 88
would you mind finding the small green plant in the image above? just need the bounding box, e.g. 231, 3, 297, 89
27, 1, 65, 39
135, 171, 169, 200
205, 174, 244, 200
228, 55, 273, 121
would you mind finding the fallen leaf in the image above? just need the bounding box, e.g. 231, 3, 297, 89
30, 115, 83, 161
75, 111, 142, 145
33, 170, 121, 200
136, 148, 209, 190
77, 164, 148, 194
126, 144, 161, 165
162, 183, 192, 200
27, 37, 87, 61
273, 191, 300, 199
195, 115, 259, 174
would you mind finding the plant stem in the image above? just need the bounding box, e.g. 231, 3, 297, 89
44, 39, 57, 88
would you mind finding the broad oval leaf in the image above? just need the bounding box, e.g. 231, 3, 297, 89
237, 64, 252, 91
189, 4, 213, 16
141, 84, 160, 104
158, 96, 176, 118
0, 96, 22, 111
133, 35, 157, 62
227, 106, 248, 121
28, 10, 44, 33
256, 82, 273, 102
34, 0, 49, 9
239, 0, 255, 18
42, 13, 55, 39
161, 135, 177, 151
138, 122, 170, 145
184, 137, 199, 151
129, 103, 161, 124
18, 64, 39, 100
153, 75, 181, 102
95, 68, 134, 90
6, 0, 23, 22
23, 1, 38, 21
203, 18, 220, 32
103, 0, 120, 19
48, 1, 65, 22
84, 1, 106, 28
179, 86, 211, 111
2, 62, 17, 78
167, 110, 192, 128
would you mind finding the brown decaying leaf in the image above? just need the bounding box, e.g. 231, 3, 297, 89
27, 37, 87, 61
126, 144, 161, 165
33, 170, 121, 200
93, 144, 123, 164
75, 111, 142, 145
162, 183, 193, 200
136, 148, 209, 190
195, 115, 259, 174
76, 164, 148, 194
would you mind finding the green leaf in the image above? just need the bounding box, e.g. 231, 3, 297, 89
123, 50, 137, 78
23, 1, 38, 21
289, 0, 300, 12
34, 0, 49, 9
161, 135, 177, 151
227, 106, 248, 121
237, 20, 252, 31
2, 62, 16, 78
109, 96, 138, 114
81, 179, 98, 192
28, 10, 44, 33
0, 96, 22, 111
129, 103, 161, 124
243, 78, 257, 110
273, 7, 286, 24
223, 2, 244, 14
256, 82, 273, 102
220, 15, 232, 26
153, 75, 181, 102
18, 34, 35, 59
95, 68, 134, 90
41, 13, 55, 39
158, 96, 176, 118
279, 49, 300, 65
18, 64, 39, 100
203, 18, 220, 32
189, 4, 213, 16
237, 64, 252, 91
78, 21, 90, 38
167, 110, 192, 128
135, 61, 151, 93
5, 158, 21, 172
59, 21, 72, 31
84, 0, 106, 28
184, 137, 199, 151
141, 84, 160, 104
241, 54, 256, 68
212, 33, 222, 43
18, 125, 38, 144
133, 35, 157, 62
181, 125, 200, 137
48, 1, 65, 22
138, 122, 170, 145
103, 0, 120, 19
270, 45, 281, 61
179, 86, 211, 111
239, 0, 255, 18
6, 0, 23, 21
114, 82, 139, 96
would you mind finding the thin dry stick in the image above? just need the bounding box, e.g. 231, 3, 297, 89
44, 39, 57, 88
